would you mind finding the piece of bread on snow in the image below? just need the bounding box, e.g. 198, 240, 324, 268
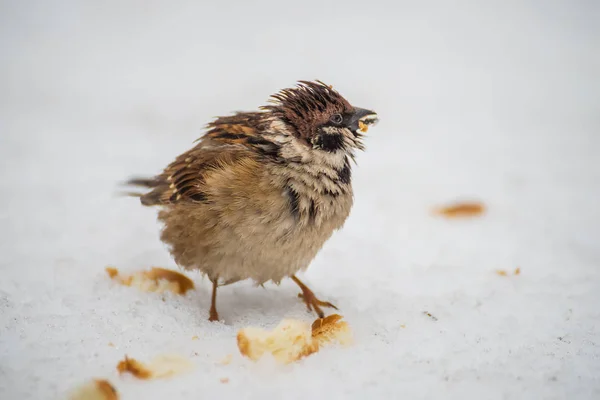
311, 314, 352, 347
106, 267, 194, 295
237, 319, 317, 364
117, 354, 193, 379
237, 314, 352, 364
68, 379, 118, 400
433, 201, 485, 218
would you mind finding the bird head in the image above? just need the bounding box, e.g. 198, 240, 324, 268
262, 81, 378, 155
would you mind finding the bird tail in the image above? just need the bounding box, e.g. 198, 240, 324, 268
125, 177, 163, 188
119, 176, 166, 206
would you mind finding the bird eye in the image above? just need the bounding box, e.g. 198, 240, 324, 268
330, 113, 343, 124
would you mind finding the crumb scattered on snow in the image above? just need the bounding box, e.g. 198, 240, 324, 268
117, 355, 193, 379
68, 380, 119, 400
495, 268, 522, 276
433, 201, 486, 218
106, 267, 194, 295
218, 354, 233, 365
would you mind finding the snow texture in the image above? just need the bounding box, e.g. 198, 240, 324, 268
1, 1, 599, 399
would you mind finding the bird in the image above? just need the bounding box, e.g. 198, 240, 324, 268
125, 80, 378, 321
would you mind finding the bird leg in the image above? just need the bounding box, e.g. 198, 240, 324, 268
291, 275, 338, 318
208, 279, 219, 322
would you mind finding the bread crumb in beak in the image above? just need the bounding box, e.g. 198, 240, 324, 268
358, 120, 369, 133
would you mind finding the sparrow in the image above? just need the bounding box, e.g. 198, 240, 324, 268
125, 80, 378, 321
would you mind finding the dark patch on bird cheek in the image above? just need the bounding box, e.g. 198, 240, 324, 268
338, 157, 352, 184
312, 129, 345, 152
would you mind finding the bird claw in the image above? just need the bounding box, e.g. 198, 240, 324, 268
297, 292, 338, 318
291, 275, 338, 318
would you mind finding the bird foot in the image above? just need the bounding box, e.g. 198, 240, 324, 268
208, 309, 220, 322
297, 291, 338, 318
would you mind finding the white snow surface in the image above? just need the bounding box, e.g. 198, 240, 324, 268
1, 1, 599, 399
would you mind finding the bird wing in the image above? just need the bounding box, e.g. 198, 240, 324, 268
127, 113, 280, 206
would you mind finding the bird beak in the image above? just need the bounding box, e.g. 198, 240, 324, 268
349, 107, 379, 134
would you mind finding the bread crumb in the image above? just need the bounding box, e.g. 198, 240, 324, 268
105, 267, 119, 279
311, 314, 353, 346
106, 267, 194, 295
117, 357, 152, 379
191, 335, 199, 340
220, 377, 229, 384
117, 355, 193, 379
237, 314, 352, 364
218, 354, 233, 365
68, 379, 118, 400
496, 268, 521, 276
434, 201, 485, 218
358, 120, 369, 133
237, 319, 316, 364
108, 342, 115, 347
